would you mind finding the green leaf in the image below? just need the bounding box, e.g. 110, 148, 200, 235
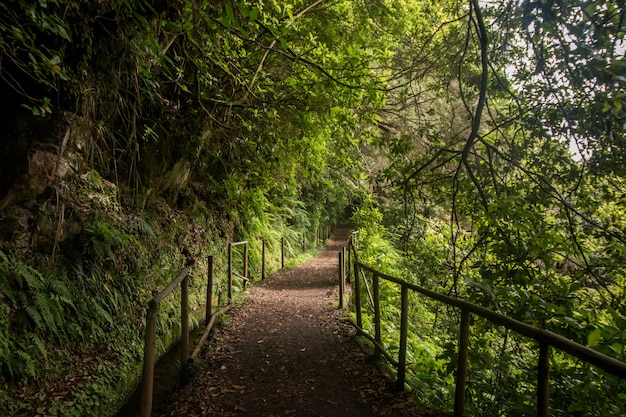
225, 3, 235, 24
587, 328, 602, 347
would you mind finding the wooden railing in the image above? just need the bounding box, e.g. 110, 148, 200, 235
140, 253, 235, 417
139, 239, 248, 417
138, 224, 335, 416
345, 234, 626, 417
139, 267, 191, 417
228, 241, 249, 302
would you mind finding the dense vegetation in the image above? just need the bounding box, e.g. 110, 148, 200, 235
0, 0, 625, 416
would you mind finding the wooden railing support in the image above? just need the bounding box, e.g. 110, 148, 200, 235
180, 275, 189, 381
139, 305, 158, 417
454, 308, 470, 417
342, 247, 347, 283
229, 241, 249, 300
206, 255, 214, 322
228, 243, 233, 303
139, 267, 190, 417
261, 240, 266, 280
538, 342, 550, 417
281, 237, 285, 269
338, 251, 344, 309
373, 273, 381, 360
354, 260, 362, 329
346, 244, 352, 284
243, 242, 249, 287
396, 284, 409, 391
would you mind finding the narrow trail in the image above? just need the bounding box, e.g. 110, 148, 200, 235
167, 228, 423, 417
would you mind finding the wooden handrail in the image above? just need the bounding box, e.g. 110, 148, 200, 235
346, 238, 626, 417
140, 267, 191, 417
355, 260, 626, 379
232, 270, 249, 281
149, 267, 189, 307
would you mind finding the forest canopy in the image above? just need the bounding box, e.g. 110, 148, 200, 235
1, 0, 625, 415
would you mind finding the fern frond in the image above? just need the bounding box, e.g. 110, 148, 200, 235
14, 261, 45, 291
49, 279, 74, 309
23, 305, 43, 328
30, 333, 48, 359
34, 294, 61, 335
125, 214, 155, 237
16, 350, 36, 378
94, 303, 114, 326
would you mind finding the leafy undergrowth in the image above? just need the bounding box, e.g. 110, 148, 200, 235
0, 169, 333, 416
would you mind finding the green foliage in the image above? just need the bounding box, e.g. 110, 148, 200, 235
348, 0, 626, 412
7, 0, 625, 415
352, 199, 402, 273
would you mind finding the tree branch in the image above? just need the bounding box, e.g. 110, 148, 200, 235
246, 0, 326, 97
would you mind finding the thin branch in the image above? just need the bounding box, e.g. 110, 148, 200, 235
246, 0, 326, 96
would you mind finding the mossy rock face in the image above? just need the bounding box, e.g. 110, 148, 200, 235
1, 149, 62, 209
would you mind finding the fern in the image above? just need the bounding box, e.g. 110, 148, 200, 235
14, 260, 46, 291
29, 333, 47, 360
94, 303, 114, 327
23, 304, 44, 328
34, 293, 62, 336
15, 350, 36, 379
49, 279, 75, 316
49, 279, 72, 300
0, 304, 12, 373
0, 251, 15, 305
123, 214, 155, 237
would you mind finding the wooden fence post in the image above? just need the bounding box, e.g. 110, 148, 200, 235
228, 243, 233, 303
261, 240, 266, 280
338, 252, 344, 309
354, 262, 362, 329
139, 304, 158, 417
346, 243, 351, 283
181, 275, 189, 380
206, 255, 214, 322
281, 237, 285, 269
373, 273, 381, 360
244, 241, 249, 286
396, 285, 409, 391
538, 342, 550, 417
454, 309, 471, 417
342, 246, 347, 283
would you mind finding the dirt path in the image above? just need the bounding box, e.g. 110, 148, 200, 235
167, 228, 422, 417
